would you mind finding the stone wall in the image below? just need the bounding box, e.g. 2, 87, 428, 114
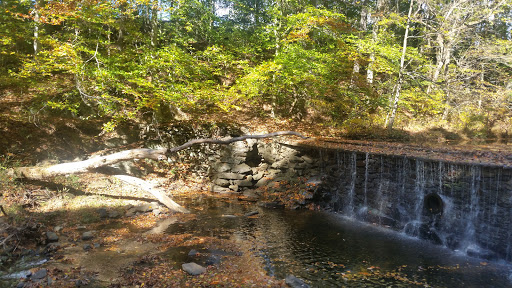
208, 140, 321, 200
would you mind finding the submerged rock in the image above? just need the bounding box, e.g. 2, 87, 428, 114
205, 255, 221, 266
31, 268, 47, 280
259, 201, 285, 209
182, 262, 206, 275
285, 275, 310, 288
244, 211, 259, 217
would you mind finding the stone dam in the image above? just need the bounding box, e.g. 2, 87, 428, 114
204, 138, 512, 263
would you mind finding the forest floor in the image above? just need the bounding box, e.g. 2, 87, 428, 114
2, 87, 512, 287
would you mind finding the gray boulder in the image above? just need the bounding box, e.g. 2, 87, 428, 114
182, 262, 206, 275
217, 172, 245, 180
31, 268, 47, 280
232, 163, 252, 174
46, 232, 59, 243
81, 231, 94, 241
285, 275, 310, 288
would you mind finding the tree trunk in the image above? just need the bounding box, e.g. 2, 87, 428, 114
352, 5, 368, 86
8, 131, 307, 212
386, 0, 414, 130
150, 1, 159, 47
33, 2, 39, 56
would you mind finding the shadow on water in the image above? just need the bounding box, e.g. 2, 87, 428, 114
169, 197, 512, 287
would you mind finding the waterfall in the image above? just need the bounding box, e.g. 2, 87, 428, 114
403, 159, 426, 237
344, 152, 357, 217
463, 165, 482, 254
363, 152, 369, 208
319, 148, 512, 262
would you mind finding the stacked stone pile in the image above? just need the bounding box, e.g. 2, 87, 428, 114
208, 140, 321, 195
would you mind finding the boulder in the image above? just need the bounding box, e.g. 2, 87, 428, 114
255, 177, 271, 188
98, 208, 108, 218
234, 178, 253, 187
108, 210, 120, 218
211, 185, 232, 193
182, 262, 206, 275
125, 203, 157, 216
214, 162, 232, 173
217, 172, 245, 180
285, 275, 310, 288
31, 268, 47, 280
252, 171, 265, 181
214, 178, 230, 187
81, 231, 94, 241
301, 155, 314, 164
232, 163, 252, 174
271, 160, 289, 169
46, 232, 59, 243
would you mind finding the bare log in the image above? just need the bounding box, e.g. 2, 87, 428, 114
8, 131, 307, 180
114, 175, 189, 213
6, 131, 307, 211
7, 148, 168, 180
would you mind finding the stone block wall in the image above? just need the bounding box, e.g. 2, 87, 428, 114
208, 140, 321, 199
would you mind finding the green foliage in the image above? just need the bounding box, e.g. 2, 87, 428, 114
0, 0, 510, 136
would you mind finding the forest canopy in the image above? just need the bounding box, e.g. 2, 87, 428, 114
1, 0, 511, 138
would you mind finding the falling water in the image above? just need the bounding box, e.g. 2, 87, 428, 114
345, 152, 357, 217
402, 159, 426, 237
320, 148, 512, 262
464, 165, 482, 254
363, 152, 369, 208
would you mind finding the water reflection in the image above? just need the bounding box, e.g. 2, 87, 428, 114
168, 197, 512, 287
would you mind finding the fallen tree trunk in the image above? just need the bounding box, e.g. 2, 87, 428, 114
8, 131, 306, 181
114, 175, 189, 213
6, 131, 307, 212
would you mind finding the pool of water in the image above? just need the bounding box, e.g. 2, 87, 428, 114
167, 197, 512, 287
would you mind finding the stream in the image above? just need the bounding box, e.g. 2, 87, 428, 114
170, 196, 512, 287
2, 196, 512, 287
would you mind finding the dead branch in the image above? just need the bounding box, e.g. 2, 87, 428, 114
114, 175, 189, 213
